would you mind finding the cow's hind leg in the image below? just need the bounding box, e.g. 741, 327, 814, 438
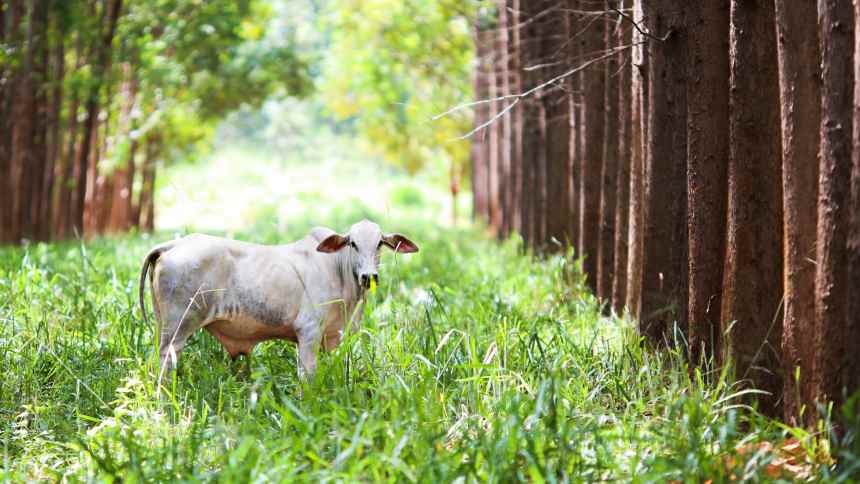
156, 297, 207, 386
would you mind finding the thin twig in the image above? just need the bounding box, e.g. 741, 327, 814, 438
612, 7, 670, 43
438, 41, 645, 140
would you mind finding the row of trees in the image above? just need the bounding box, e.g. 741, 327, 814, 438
470, 1, 859, 424
0, 0, 309, 244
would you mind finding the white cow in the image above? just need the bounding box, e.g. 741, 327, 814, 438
138, 220, 418, 382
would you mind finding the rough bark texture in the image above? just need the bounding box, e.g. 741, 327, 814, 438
611, 2, 632, 314
597, 10, 619, 304
639, 0, 688, 344
544, 2, 572, 250
579, 5, 605, 291
498, 0, 513, 238
848, 0, 860, 403
487, 26, 501, 233
686, 1, 730, 366
567, 1, 581, 251
723, 0, 784, 416
774, 0, 820, 425
0, 0, 9, 243
626, 0, 647, 318
813, 0, 855, 410
519, 0, 543, 247
472, 21, 490, 222
28, 0, 49, 240
10, 0, 34, 241
509, 0, 523, 235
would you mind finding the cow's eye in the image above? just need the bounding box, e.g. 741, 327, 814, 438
349, 241, 358, 250
377, 241, 383, 249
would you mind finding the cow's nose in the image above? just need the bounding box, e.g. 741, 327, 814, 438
359, 273, 378, 288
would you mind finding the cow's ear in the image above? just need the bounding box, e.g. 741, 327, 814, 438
382, 233, 419, 253
317, 234, 349, 253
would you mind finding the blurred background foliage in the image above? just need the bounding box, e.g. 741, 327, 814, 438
0, 0, 480, 242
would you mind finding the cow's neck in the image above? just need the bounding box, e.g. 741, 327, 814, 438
335, 249, 362, 304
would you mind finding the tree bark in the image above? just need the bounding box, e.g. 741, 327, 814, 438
544, 1, 572, 251
813, 0, 855, 411
519, 0, 542, 248
0, 1, 8, 243
579, 3, 605, 289
723, 0, 783, 416
497, 1, 513, 238
487, 22, 501, 233
509, 0, 523, 236
611, 2, 632, 314
472, 19, 490, 222
10, 0, 35, 242
848, 0, 860, 406
686, 0, 730, 366
41, 19, 64, 242
29, 0, 50, 241
139, 134, 159, 232
774, 0, 820, 425
108, 137, 137, 231
72, 0, 122, 236
639, 0, 688, 345
56, 30, 84, 239
626, 0, 648, 318
0, 0, 22, 243
567, 1, 581, 252
597, 8, 619, 303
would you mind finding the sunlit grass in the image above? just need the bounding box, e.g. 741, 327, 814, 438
1, 151, 858, 482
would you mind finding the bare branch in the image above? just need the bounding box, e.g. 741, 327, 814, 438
436, 41, 644, 139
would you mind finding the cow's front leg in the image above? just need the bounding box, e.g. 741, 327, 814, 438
297, 327, 321, 380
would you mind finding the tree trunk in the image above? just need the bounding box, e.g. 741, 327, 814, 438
29, 0, 50, 241
813, 0, 855, 411
72, 0, 122, 236
497, 1, 513, 238
487, 24, 501, 233
519, 0, 542, 248
108, 137, 137, 231
723, 0, 783, 416
848, 0, 860, 407
597, 8, 619, 303
509, 0, 523, 236
579, 3, 606, 289
611, 1, 632, 314
9, 0, 34, 242
774, 0, 820, 425
686, 1, 730, 366
567, 1, 581, 252
0, 2, 7, 243
41, 20, 64, 242
639, 0, 688, 345
139, 134, 159, 232
626, 0, 648, 318
0, 0, 21, 243
544, 2, 571, 251
472, 19, 490, 222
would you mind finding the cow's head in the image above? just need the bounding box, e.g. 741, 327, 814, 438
315, 219, 418, 289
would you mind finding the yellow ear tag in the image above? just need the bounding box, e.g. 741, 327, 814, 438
369, 278, 377, 295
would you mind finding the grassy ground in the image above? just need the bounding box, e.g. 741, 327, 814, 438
1, 150, 858, 482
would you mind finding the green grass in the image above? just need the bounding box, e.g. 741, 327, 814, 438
1, 150, 858, 481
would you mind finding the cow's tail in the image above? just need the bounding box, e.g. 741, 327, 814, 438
139, 241, 177, 327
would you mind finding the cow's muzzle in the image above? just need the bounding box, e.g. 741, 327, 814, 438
359, 273, 378, 289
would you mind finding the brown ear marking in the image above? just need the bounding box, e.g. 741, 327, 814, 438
382, 233, 419, 253
317, 234, 350, 253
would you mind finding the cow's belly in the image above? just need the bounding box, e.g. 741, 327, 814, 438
204, 316, 297, 358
